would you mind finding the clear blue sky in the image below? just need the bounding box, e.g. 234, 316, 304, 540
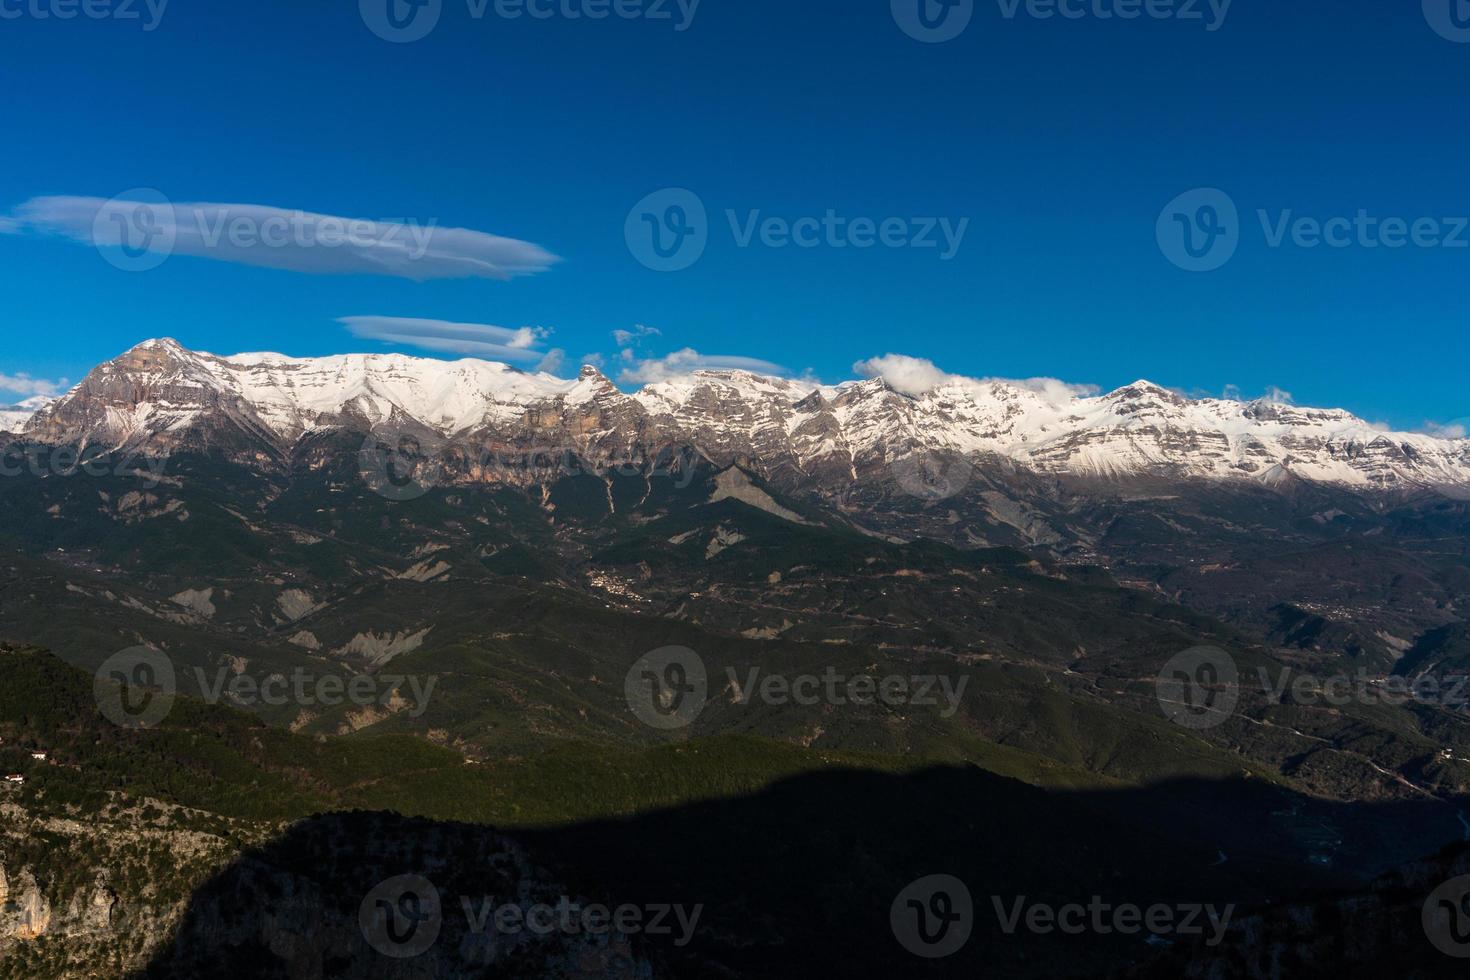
1, 0, 1467, 429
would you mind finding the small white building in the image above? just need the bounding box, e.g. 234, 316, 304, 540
29, 752, 47, 762
4, 774, 24, 784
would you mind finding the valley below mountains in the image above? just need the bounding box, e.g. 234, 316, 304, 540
3, 340, 1470, 977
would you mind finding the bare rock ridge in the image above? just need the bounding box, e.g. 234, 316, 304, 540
16, 337, 1470, 494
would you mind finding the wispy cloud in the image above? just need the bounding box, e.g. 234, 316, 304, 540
612, 324, 662, 348
339, 316, 553, 362
1261, 385, 1294, 406
618, 348, 791, 384
853, 353, 1095, 405
0, 372, 68, 398
1421, 420, 1468, 440
6, 196, 559, 282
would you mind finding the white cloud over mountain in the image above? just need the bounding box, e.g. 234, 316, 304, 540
0, 372, 69, 398
339, 316, 553, 362
617, 348, 792, 384
853, 353, 1096, 406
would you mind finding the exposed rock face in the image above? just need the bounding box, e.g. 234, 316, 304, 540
24, 339, 1470, 496
0, 864, 52, 941
332, 628, 432, 668
0, 863, 116, 953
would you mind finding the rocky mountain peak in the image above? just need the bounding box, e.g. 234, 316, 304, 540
19, 340, 1470, 495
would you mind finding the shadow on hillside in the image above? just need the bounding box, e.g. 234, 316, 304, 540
136, 764, 1468, 979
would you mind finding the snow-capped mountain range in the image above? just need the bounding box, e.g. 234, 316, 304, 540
15, 338, 1470, 494
0, 395, 56, 433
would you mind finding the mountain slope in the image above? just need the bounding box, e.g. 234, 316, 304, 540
22, 339, 1470, 494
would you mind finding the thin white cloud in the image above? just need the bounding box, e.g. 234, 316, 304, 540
0, 372, 68, 398
1261, 385, 1295, 406
852, 353, 1096, 406
612, 324, 662, 347
1421, 420, 1468, 440
535, 349, 567, 374
618, 348, 792, 385
8, 196, 559, 282
339, 316, 552, 362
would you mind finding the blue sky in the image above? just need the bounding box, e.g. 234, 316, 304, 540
1, 0, 1467, 430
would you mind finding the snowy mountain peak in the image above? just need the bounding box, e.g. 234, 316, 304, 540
0, 394, 57, 433
19, 340, 1470, 495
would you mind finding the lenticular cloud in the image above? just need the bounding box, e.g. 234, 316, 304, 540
5, 195, 560, 282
